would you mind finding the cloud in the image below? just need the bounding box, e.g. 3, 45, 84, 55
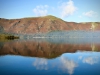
78, 56, 83, 60
33, 5, 49, 16
59, 0, 77, 18
83, 10, 98, 18
33, 58, 48, 70
60, 56, 77, 75
83, 56, 98, 65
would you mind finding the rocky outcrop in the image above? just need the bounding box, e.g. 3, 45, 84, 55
0, 15, 100, 34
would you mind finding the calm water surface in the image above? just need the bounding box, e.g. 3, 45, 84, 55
0, 38, 100, 75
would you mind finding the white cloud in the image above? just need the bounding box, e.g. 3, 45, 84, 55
33, 5, 49, 16
83, 10, 98, 18
78, 56, 83, 60
60, 56, 77, 75
33, 58, 48, 70
83, 56, 98, 65
59, 0, 77, 18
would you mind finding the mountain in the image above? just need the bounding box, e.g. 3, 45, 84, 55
0, 15, 100, 34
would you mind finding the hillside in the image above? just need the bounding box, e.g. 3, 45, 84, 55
0, 15, 100, 34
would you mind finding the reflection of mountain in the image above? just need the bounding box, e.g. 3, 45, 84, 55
0, 40, 100, 59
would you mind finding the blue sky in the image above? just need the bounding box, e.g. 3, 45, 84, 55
0, 0, 100, 22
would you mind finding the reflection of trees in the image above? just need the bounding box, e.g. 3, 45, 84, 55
91, 43, 98, 51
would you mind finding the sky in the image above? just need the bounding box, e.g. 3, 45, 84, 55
0, 0, 100, 22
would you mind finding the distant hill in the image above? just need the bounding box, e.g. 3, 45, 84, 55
0, 15, 100, 34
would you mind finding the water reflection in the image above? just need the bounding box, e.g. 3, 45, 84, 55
60, 56, 77, 75
83, 56, 99, 65
0, 38, 100, 75
33, 58, 48, 70
77, 51, 99, 65
91, 43, 98, 51
0, 38, 100, 58
30, 51, 100, 75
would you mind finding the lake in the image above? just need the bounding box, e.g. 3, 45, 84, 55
0, 38, 100, 75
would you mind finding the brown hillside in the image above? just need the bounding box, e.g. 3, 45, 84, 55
0, 15, 100, 34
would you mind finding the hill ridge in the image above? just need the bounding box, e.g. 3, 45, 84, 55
0, 15, 100, 34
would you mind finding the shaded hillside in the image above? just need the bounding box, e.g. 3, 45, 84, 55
0, 15, 100, 34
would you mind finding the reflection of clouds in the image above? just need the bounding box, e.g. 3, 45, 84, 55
60, 56, 77, 75
33, 58, 48, 70
83, 56, 98, 65
78, 56, 83, 60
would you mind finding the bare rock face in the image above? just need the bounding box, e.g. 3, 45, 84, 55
0, 15, 100, 34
